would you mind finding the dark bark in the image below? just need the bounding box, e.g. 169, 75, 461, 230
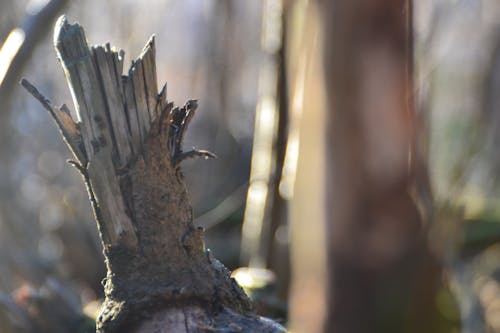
319, 1, 443, 332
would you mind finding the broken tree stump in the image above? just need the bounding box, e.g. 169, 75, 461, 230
22, 16, 286, 333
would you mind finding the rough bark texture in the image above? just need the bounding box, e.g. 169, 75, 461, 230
22, 16, 286, 333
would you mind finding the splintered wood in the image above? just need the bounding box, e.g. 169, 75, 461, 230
22, 16, 166, 250
21, 15, 219, 253
22, 15, 286, 333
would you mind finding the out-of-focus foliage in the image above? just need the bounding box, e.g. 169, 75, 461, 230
416, 1, 500, 332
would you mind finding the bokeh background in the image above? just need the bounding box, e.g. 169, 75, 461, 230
0, 0, 499, 332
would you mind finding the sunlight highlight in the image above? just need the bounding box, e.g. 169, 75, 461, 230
0, 28, 25, 86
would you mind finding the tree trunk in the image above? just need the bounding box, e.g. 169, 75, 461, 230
319, 1, 443, 332
22, 16, 285, 333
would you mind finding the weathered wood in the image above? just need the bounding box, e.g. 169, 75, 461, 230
92, 45, 132, 166
140, 37, 159, 121
22, 15, 286, 333
123, 75, 142, 156
130, 58, 150, 147
54, 17, 138, 249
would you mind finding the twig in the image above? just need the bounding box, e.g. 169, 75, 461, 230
20, 78, 57, 115
20, 78, 87, 165
173, 148, 217, 166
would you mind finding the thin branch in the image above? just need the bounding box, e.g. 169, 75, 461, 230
67, 159, 109, 244
20, 78, 57, 114
194, 182, 248, 230
173, 148, 217, 166
20, 78, 87, 165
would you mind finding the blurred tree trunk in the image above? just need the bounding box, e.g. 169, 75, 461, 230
23, 16, 286, 333
318, 1, 446, 332
286, 2, 327, 333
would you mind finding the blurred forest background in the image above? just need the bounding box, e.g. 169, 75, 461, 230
0, 0, 499, 332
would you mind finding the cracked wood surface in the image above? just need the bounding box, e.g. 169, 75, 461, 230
22, 15, 286, 333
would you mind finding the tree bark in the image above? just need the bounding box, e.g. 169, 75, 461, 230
319, 1, 441, 332
22, 16, 285, 333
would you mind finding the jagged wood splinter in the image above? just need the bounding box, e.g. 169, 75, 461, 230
22, 16, 286, 333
